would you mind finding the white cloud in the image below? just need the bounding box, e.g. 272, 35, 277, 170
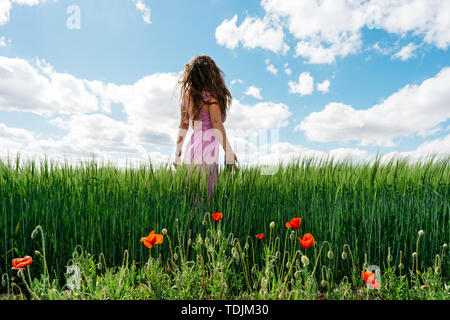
289, 72, 314, 96
380, 134, 450, 164
0, 56, 101, 116
317, 80, 330, 94
266, 64, 278, 75
230, 79, 243, 86
243, 86, 263, 100
134, 0, 151, 24
296, 67, 450, 146
264, 59, 278, 75
217, 0, 450, 64
215, 14, 289, 54
284, 63, 292, 76
371, 42, 394, 55
0, 36, 9, 47
0, 0, 51, 26
392, 42, 420, 61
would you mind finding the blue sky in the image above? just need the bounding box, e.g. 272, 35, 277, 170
0, 0, 449, 167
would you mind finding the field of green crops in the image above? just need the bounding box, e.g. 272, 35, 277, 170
0, 154, 449, 299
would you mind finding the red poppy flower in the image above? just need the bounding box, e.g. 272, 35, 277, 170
255, 233, 266, 240
12, 256, 32, 270
285, 217, 301, 230
140, 230, 164, 248
362, 270, 381, 289
211, 212, 223, 222
298, 233, 315, 249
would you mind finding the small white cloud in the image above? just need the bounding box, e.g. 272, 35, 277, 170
135, 0, 151, 24
0, 36, 8, 47
284, 63, 292, 76
289, 72, 314, 96
230, 79, 243, 86
371, 42, 394, 55
317, 80, 330, 94
266, 64, 278, 75
215, 14, 289, 54
392, 43, 420, 61
244, 86, 263, 100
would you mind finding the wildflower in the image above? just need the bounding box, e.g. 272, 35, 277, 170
285, 217, 301, 230
140, 230, 163, 248
418, 230, 424, 237
269, 221, 275, 229
301, 255, 310, 266
12, 256, 33, 270
362, 270, 380, 289
162, 228, 168, 235
255, 233, 266, 240
298, 234, 315, 249
211, 212, 223, 222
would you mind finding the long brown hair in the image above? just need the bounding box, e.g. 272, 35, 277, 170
178, 55, 232, 127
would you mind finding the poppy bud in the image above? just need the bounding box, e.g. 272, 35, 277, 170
412, 252, 417, 258
294, 271, 301, 279
197, 235, 203, 245
173, 253, 178, 260
327, 251, 334, 259
263, 292, 270, 300
205, 238, 209, 245
244, 242, 249, 250
162, 228, 168, 235
321, 280, 327, 287
269, 221, 275, 229
251, 265, 257, 274
217, 230, 222, 237
35, 250, 41, 256
17, 269, 24, 278
341, 251, 347, 260
97, 262, 102, 269
290, 233, 295, 241
443, 243, 448, 250
241, 252, 245, 259
301, 255, 310, 266
398, 263, 404, 270
202, 220, 207, 226
418, 230, 424, 237
188, 239, 192, 246
31, 229, 38, 239
286, 262, 290, 269
421, 285, 427, 290
435, 267, 441, 275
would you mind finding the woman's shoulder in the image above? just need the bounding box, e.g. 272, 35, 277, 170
201, 89, 218, 102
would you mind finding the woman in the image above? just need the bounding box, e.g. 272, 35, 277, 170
174, 55, 238, 205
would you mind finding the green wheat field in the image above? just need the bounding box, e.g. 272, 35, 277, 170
1, 154, 449, 300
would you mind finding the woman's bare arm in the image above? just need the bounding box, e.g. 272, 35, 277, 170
208, 99, 238, 168
173, 99, 190, 168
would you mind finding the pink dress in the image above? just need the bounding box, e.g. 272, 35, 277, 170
183, 90, 226, 200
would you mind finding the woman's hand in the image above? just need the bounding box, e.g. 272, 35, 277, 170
224, 152, 238, 170
173, 155, 182, 169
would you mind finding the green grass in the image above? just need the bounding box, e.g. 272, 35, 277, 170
0, 153, 449, 298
